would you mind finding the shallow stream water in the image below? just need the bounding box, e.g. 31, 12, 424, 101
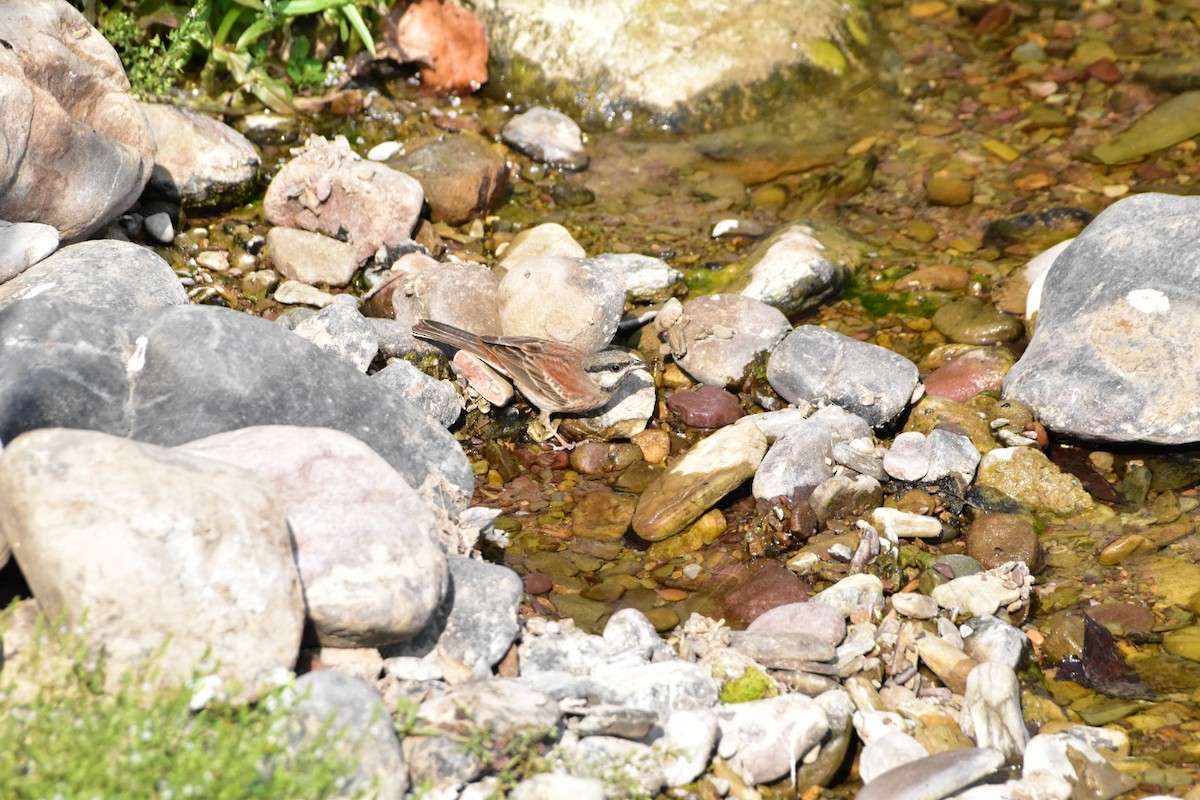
167, 0, 1200, 794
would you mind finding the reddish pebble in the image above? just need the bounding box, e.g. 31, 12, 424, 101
1087, 58, 1123, 85
974, 2, 1012, 36
923, 348, 1014, 402
523, 572, 553, 595
666, 385, 744, 428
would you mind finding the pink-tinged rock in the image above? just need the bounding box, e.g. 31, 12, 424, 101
924, 347, 1015, 403
666, 385, 745, 428
264, 135, 424, 263
718, 561, 812, 628
746, 601, 847, 648
382, 0, 489, 95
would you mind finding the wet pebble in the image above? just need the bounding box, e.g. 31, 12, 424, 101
924, 171, 975, 206
568, 442, 643, 475
975, 447, 1094, 515
666, 385, 744, 428
924, 347, 1015, 403
719, 561, 812, 626
965, 513, 1044, 571
932, 298, 1026, 345
895, 263, 968, 292
571, 488, 637, 540
523, 572, 553, 595
501, 106, 589, 170
632, 415, 767, 541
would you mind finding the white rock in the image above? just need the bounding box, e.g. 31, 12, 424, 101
715, 693, 829, 785
872, 507, 943, 539
961, 662, 1028, 761
811, 573, 885, 618
859, 730, 928, 784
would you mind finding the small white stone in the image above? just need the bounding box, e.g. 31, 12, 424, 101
367, 140, 402, 161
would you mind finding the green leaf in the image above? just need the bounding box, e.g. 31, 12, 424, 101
340, 4, 376, 56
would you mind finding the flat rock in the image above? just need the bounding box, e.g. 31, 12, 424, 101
768, 325, 920, 427
633, 421, 767, 540
0, 239, 186, 311
479, 0, 886, 131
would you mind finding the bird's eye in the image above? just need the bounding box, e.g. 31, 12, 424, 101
609, 363, 624, 372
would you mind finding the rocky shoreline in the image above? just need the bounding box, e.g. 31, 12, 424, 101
3, 1, 1200, 799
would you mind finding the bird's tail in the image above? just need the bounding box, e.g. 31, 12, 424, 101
411, 319, 483, 352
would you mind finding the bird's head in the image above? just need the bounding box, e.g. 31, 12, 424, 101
581, 349, 647, 395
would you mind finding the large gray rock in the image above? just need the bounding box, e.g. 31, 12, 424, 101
0, 1, 155, 239
0, 297, 473, 514
0, 239, 186, 311
0, 428, 304, 696
179, 426, 449, 649
381, 557, 523, 678
1003, 193, 1200, 444
767, 325, 919, 428
479, 0, 888, 131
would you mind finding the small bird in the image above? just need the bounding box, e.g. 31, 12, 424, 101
411, 319, 645, 438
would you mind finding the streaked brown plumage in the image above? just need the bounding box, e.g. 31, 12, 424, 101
411, 319, 645, 433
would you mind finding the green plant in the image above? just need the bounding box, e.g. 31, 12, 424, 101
86, 0, 381, 111
456, 724, 556, 797
0, 606, 363, 799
